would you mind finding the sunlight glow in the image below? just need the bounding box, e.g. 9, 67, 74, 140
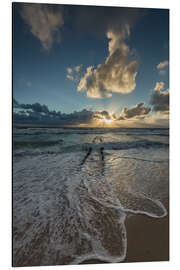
102, 116, 113, 124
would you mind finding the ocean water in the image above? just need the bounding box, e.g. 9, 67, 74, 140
13, 127, 169, 266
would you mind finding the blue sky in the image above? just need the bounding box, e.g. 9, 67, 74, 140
13, 3, 169, 127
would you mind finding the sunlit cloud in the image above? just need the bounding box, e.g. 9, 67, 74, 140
66, 67, 73, 74
13, 98, 169, 128
154, 82, 165, 91
157, 60, 169, 75
119, 102, 151, 120
157, 60, 168, 70
77, 25, 138, 98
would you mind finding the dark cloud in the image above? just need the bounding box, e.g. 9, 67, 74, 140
72, 5, 143, 38
94, 110, 112, 120
99, 111, 111, 120
112, 113, 117, 119
13, 100, 118, 125
13, 99, 153, 125
13, 100, 95, 125
13, 98, 19, 108
120, 103, 151, 119
150, 88, 169, 112
20, 103, 49, 114
118, 116, 125, 120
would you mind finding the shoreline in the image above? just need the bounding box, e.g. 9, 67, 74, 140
82, 205, 169, 264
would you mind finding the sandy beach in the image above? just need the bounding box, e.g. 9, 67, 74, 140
125, 213, 169, 262
82, 199, 169, 265
81, 214, 169, 265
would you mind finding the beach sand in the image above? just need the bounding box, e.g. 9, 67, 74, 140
82, 203, 169, 264
124, 213, 169, 262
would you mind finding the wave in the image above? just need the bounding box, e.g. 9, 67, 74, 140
13, 138, 169, 158
13, 140, 64, 149
13, 127, 169, 136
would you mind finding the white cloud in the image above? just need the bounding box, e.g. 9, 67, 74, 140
67, 68, 73, 74
74, 65, 81, 72
157, 60, 169, 76
154, 82, 165, 91
157, 60, 169, 70
77, 26, 138, 98
66, 74, 74, 81
20, 4, 64, 50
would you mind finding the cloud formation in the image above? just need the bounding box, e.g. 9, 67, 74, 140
74, 6, 141, 99
13, 99, 96, 125
94, 110, 112, 120
157, 60, 169, 75
74, 6, 142, 39
13, 99, 120, 126
20, 4, 64, 50
157, 61, 169, 70
150, 83, 169, 112
13, 99, 168, 128
66, 65, 82, 81
78, 27, 138, 98
154, 82, 165, 91
119, 103, 151, 120
13, 99, 19, 108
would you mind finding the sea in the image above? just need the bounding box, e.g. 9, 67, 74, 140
13, 127, 169, 266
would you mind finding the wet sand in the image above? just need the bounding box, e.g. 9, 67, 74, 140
124, 213, 169, 262
82, 205, 169, 264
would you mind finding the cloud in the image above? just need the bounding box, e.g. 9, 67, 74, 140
157, 60, 169, 70
157, 60, 169, 75
13, 99, 168, 128
74, 66, 81, 72
137, 112, 169, 128
66, 67, 73, 74
20, 3, 64, 50
119, 102, 151, 120
93, 104, 151, 123
66, 65, 82, 81
20, 102, 50, 114
13, 100, 118, 126
66, 74, 74, 81
150, 82, 169, 112
154, 82, 165, 91
73, 6, 142, 99
74, 5, 142, 39
78, 26, 138, 99
13, 99, 95, 125
13, 98, 19, 108
94, 110, 112, 120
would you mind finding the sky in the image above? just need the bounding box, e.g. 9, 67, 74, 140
13, 3, 169, 127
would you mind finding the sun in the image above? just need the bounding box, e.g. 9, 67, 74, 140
102, 117, 113, 124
